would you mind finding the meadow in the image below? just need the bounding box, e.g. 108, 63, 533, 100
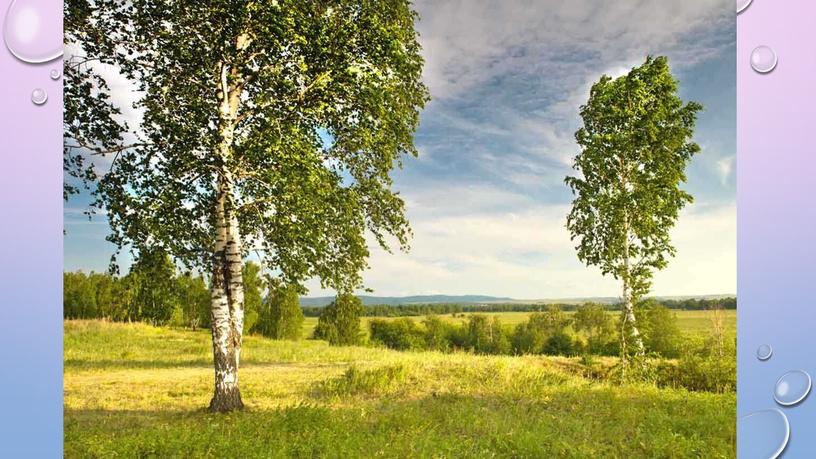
64, 314, 736, 458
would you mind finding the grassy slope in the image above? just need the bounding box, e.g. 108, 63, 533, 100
64, 320, 735, 458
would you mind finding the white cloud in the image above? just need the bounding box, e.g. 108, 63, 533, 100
716, 155, 736, 185
307, 185, 735, 299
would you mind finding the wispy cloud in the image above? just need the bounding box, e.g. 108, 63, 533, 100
716, 155, 736, 186
307, 185, 736, 298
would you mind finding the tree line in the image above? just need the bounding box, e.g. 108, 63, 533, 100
64, 250, 304, 340
301, 297, 736, 318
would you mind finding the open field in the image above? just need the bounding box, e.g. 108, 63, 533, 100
65, 320, 735, 458
300, 309, 736, 339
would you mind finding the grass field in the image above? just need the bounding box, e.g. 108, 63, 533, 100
300, 309, 736, 339
64, 319, 735, 458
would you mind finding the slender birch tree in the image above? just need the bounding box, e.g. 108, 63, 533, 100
66, 0, 428, 412
565, 56, 701, 362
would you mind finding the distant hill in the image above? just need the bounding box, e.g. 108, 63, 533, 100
299, 295, 513, 307
501, 294, 736, 306
299, 293, 735, 307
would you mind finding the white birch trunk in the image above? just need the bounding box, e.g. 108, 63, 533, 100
621, 214, 644, 358
208, 60, 246, 412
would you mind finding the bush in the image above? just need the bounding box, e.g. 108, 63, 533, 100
313, 294, 364, 346
511, 319, 548, 355
463, 315, 510, 355
129, 247, 179, 325
573, 303, 616, 354
257, 283, 305, 340
659, 317, 736, 392
638, 302, 682, 358
422, 316, 456, 351
242, 262, 266, 334
369, 318, 426, 351
543, 331, 576, 356
511, 306, 573, 355
175, 274, 210, 329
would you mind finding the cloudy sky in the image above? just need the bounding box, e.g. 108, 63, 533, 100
65, 0, 736, 300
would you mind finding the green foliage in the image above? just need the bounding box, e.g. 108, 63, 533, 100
422, 316, 456, 352
63, 263, 210, 328
168, 306, 186, 328
128, 247, 180, 325
257, 282, 305, 340
543, 332, 578, 356
656, 333, 736, 393
64, 272, 99, 319
638, 301, 682, 358
573, 303, 616, 354
313, 294, 364, 346
511, 306, 571, 355
369, 318, 426, 351
69, 0, 429, 294
241, 262, 266, 334
511, 317, 548, 355
463, 315, 510, 355
174, 274, 211, 330
62, 0, 126, 201
565, 55, 702, 298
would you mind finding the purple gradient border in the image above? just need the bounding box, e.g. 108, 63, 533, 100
0, 0, 63, 456
738, 0, 816, 457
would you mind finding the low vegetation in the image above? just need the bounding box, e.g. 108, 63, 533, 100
64, 320, 735, 458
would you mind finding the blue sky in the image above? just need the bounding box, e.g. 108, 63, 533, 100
65, 0, 736, 299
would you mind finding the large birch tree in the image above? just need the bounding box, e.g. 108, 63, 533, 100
565, 56, 701, 361
66, 0, 428, 412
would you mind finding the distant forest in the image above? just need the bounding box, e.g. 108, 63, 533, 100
304, 297, 736, 317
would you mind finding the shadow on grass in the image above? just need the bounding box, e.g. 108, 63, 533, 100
64, 358, 351, 371
64, 359, 212, 370
64, 386, 735, 458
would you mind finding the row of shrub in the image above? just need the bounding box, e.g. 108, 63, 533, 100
366, 303, 688, 358
362, 305, 735, 393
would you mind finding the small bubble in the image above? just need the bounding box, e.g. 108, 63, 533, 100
50, 68, 61, 80
774, 370, 811, 406
3, 0, 64, 63
737, 0, 753, 14
757, 344, 773, 361
751, 46, 778, 74
31, 87, 47, 105
737, 409, 789, 459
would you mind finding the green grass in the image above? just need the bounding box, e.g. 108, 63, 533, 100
65, 320, 735, 458
300, 309, 736, 339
